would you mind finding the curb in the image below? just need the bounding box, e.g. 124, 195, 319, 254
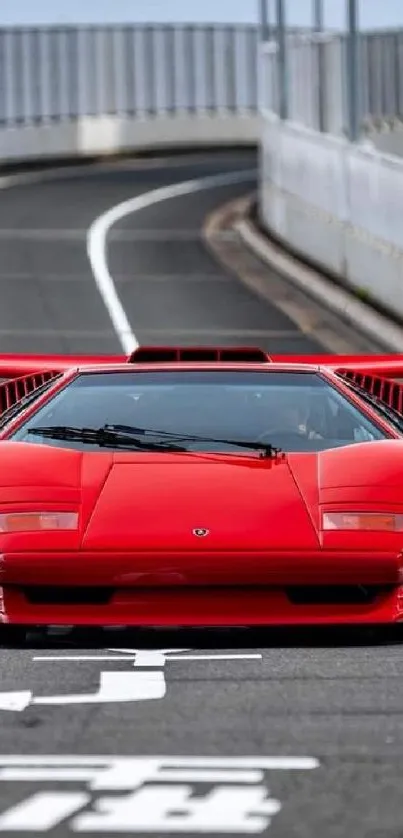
237, 211, 403, 353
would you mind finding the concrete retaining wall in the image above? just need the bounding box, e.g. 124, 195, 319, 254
260, 112, 403, 320
0, 114, 260, 163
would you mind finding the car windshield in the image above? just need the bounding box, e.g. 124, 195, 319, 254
8, 370, 389, 453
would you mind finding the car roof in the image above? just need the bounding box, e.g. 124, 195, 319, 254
71, 362, 328, 374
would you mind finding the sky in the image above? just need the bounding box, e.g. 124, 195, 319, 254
0, 1, 402, 30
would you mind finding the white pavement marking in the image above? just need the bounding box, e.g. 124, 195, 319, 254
142, 653, 262, 662
0, 673, 165, 711
32, 653, 262, 663
0, 648, 262, 711
0, 757, 320, 834
87, 168, 257, 354
0, 793, 90, 832
75, 785, 280, 833
0, 756, 320, 773
0, 692, 32, 712
35, 671, 166, 705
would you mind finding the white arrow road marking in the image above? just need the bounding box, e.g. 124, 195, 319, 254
109, 648, 189, 667
161, 654, 262, 662
35, 671, 165, 705
0, 674, 166, 710
0, 692, 32, 712
0, 648, 262, 711
32, 653, 262, 663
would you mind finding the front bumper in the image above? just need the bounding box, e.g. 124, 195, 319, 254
1, 584, 403, 627
2, 549, 403, 586
2, 587, 403, 627
1, 549, 403, 627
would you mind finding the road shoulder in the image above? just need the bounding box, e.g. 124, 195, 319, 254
203, 195, 403, 354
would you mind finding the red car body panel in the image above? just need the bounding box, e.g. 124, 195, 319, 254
3, 587, 403, 627
1, 347, 403, 628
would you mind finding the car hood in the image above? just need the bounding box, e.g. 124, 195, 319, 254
81, 452, 320, 551
2, 438, 403, 552
0, 442, 319, 551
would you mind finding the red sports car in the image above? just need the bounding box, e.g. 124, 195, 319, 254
1, 345, 403, 630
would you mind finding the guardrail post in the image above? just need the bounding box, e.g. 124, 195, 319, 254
276, 0, 288, 120
313, 0, 323, 30
313, 0, 325, 132
346, 0, 360, 141
259, 0, 270, 41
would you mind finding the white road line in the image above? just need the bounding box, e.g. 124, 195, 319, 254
0, 756, 320, 770
165, 654, 262, 661
87, 168, 257, 354
32, 653, 262, 662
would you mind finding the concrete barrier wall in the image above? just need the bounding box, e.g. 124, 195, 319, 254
0, 114, 260, 163
368, 125, 403, 158
260, 111, 403, 319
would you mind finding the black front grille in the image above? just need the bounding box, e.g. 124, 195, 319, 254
286, 585, 386, 605
22, 587, 114, 605
20, 584, 389, 608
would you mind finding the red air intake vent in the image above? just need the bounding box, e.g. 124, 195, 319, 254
128, 346, 270, 364
337, 369, 403, 415
0, 371, 59, 416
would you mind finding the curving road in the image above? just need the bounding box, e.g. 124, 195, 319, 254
0, 149, 377, 356
0, 151, 401, 838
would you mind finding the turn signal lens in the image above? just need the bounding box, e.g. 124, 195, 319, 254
0, 512, 79, 533
323, 512, 403, 532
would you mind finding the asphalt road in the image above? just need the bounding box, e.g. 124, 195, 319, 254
0, 150, 401, 838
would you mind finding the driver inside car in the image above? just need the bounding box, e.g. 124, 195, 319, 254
256, 390, 312, 439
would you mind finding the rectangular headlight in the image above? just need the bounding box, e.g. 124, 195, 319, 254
323, 512, 403, 532
0, 512, 79, 532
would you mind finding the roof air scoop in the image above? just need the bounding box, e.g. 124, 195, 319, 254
128, 346, 271, 364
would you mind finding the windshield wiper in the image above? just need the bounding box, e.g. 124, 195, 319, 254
27, 424, 283, 458
104, 424, 283, 459
26, 425, 188, 453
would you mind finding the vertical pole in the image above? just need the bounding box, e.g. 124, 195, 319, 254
276, 0, 287, 119
259, 0, 270, 41
313, 0, 323, 30
347, 0, 360, 141
313, 0, 325, 131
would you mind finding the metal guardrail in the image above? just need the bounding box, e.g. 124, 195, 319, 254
0, 25, 259, 126
1, 24, 403, 138
260, 29, 403, 137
